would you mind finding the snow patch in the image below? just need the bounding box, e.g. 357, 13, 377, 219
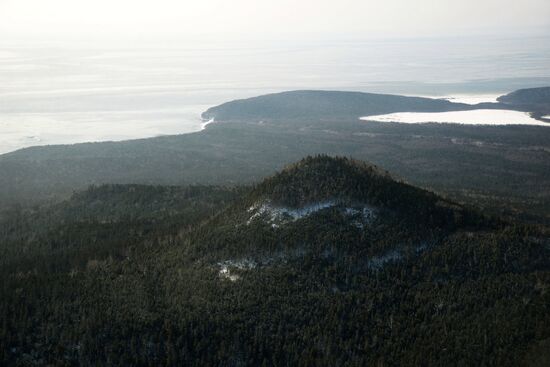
200, 118, 214, 130
217, 259, 257, 282
368, 249, 402, 270
246, 201, 378, 227
246, 201, 336, 225
367, 241, 432, 270
344, 206, 377, 228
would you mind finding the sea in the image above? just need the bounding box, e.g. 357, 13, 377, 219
1, 35, 549, 154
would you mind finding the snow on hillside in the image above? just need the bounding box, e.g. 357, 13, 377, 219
246, 201, 377, 227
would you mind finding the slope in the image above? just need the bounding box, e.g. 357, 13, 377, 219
1, 156, 549, 366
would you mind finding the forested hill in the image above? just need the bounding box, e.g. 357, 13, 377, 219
1, 156, 549, 366
497, 86, 550, 119
201, 90, 472, 121
498, 86, 550, 106
1, 88, 550, 224
248, 156, 475, 227
203, 87, 550, 122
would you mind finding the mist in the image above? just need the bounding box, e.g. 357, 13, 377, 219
1, 0, 549, 41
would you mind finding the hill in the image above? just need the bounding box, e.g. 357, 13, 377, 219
1, 89, 549, 224
201, 90, 472, 121
249, 156, 474, 227
497, 86, 550, 120
185, 156, 483, 262
1, 156, 548, 366
498, 86, 550, 106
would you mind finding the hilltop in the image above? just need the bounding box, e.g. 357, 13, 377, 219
254, 156, 457, 209
186, 156, 483, 263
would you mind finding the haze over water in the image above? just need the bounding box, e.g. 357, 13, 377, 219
1, 35, 550, 154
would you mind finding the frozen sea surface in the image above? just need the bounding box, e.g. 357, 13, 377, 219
1, 36, 549, 154
361, 109, 549, 126
409, 94, 501, 105
437, 94, 500, 104
0, 106, 210, 155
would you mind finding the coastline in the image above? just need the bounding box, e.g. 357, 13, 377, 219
1, 91, 548, 156
0, 107, 210, 156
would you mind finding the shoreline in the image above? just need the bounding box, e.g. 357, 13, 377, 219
0, 113, 216, 157
0, 107, 210, 156
1, 91, 547, 156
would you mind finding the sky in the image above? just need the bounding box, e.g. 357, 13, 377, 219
1, 0, 549, 41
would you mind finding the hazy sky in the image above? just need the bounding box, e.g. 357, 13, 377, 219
1, 0, 549, 41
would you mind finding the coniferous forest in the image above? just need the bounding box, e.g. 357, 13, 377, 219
1, 0, 549, 363
1, 156, 548, 366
